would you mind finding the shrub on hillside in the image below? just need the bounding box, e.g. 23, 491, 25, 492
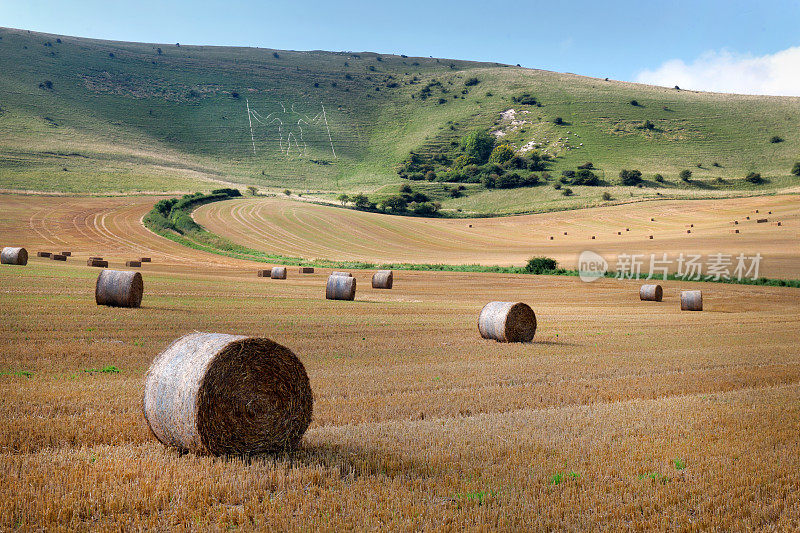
619, 169, 643, 186
488, 144, 514, 164
460, 130, 495, 163
383, 195, 408, 212
679, 169, 692, 181
211, 188, 241, 197
573, 169, 599, 186
465, 77, 480, 86
577, 162, 594, 170
562, 188, 574, 196
654, 174, 664, 182
770, 135, 784, 143
554, 117, 563, 125
744, 172, 764, 184
792, 162, 800, 176
602, 192, 612, 201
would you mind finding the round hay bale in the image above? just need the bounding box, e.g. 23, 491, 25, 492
87, 259, 108, 267
639, 284, 663, 302
126, 260, 142, 268
326, 275, 356, 300
270, 266, 287, 279
680, 290, 703, 311
257, 268, 272, 278
51, 254, 67, 261
478, 301, 537, 343
37, 251, 52, 258
95, 269, 143, 308
299, 267, 314, 274
1, 247, 28, 265
143, 332, 313, 455
372, 270, 393, 289
330, 271, 352, 277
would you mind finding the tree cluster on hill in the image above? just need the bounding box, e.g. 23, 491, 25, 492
396, 129, 550, 191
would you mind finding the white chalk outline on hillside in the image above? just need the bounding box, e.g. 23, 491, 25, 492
245, 101, 337, 159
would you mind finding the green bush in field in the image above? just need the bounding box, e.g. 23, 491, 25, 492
525, 257, 558, 273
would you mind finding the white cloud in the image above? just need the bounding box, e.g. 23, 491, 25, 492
635, 47, 800, 97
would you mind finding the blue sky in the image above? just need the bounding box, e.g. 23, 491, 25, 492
3, 0, 800, 94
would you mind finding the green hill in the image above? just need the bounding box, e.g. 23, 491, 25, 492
1, 27, 798, 214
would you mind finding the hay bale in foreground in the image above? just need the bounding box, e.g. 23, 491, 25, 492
478, 301, 537, 343
51, 254, 67, 261
1, 247, 28, 265
299, 267, 314, 274
257, 269, 272, 278
639, 284, 663, 302
87, 259, 108, 267
326, 275, 356, 300
680, 290, 703, 311
37, 251, 51, 258
143, 332, 313, 455
372, 270, 393, 289
126, 260, 142, 267
330, 271, 352, 277
270, 266, 287, 279
96, 269, 143, 308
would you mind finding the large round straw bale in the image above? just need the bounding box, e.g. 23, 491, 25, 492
143, 332, 313, 455
95, 269, 143, 308
326, 275, 356, 300
639, 284, 663, 301
478, 301, 537, 343
257, 268, 272, 277
271, 266, 287, 279
330, 271, 352, 277
680, 290, 703, 311
1, 247, 28, 265
372, 270, 393, 289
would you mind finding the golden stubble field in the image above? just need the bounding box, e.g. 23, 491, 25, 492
1, 192, 800, 530
196, 194, 800, 278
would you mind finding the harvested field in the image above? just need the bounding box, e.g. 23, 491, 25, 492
196, 195, 800, 277
1, 193, 800, 529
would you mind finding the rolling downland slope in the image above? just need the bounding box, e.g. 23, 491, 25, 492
1, 26, 799, 213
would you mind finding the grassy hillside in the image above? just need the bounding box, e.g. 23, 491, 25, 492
0, 27, 798, 210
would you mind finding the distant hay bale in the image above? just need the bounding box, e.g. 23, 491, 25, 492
140, 257, 152, 262
51, 254, 67, 261
563, 232, 567, 235
330, 271, 352, 277
143, 332, 313, 455
733, 220, 738, 225
87, 259, 108, 267
549, 236, 554, 240
299, 267, 314, 274
639, 284, 663, 302
591, 236, 596, 239
372, 270, 393, 289
757, 218, 768, 223
1, 247, 28, 266
270, 266, 287, 279
680, 290, 703, 311
326, 275, 356, 300
126, 260, 142, 267
649, 235, 654, 239
774, 222, 782, 227
687, 230, 691, 234
617, 231, 622, 235
478, 301, 537, 343
89, 257, 103, 261
257, 268, 272, 277
37, 251, 51, 258
96, 269, 143, 308
61, 251, 71, 256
